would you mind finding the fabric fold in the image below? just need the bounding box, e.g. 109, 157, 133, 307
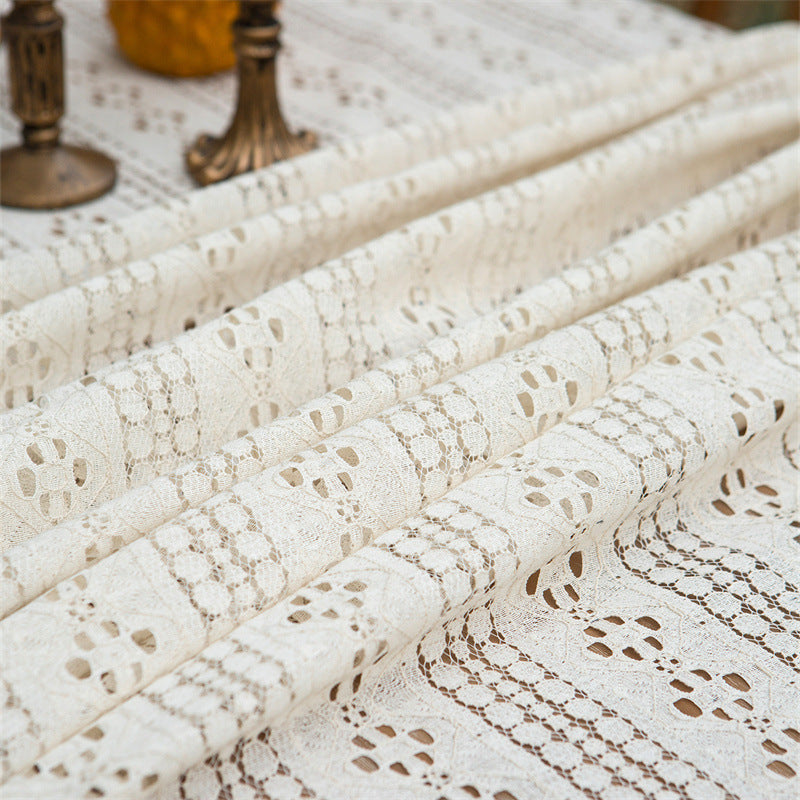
0, 232, 796, 784
0, 141, 797, 619
4, 275, 795, 798
2, 61, 794, 410
1, 23, 795, 313
1, 94, 796, 547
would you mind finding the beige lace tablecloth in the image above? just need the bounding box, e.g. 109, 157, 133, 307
1, 4, 799, 800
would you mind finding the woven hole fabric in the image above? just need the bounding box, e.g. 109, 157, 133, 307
0, 14, 798, 800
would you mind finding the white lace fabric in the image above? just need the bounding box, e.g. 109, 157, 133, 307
0, 19, 798, 800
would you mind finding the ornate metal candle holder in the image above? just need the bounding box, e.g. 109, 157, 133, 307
0, 0, 116, 209
186, 0, 315, 186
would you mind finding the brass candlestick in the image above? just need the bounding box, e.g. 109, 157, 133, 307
0, 0, 116, 209
186, 0, 315, 186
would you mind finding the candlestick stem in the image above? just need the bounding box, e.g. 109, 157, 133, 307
186, 0, 315, 186
0, 0, 116, 209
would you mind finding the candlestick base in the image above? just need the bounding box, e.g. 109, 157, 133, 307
0, 143, 117, 210
187, 127, 316, 188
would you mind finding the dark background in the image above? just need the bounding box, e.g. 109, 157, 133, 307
658, 0, 799, 29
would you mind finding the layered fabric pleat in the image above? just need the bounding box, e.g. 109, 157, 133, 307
1, 75, 797, 546
0, 141, 795, 620
0, 24, 798, 800
2, 62, 794, 410
0, 24, 793, 313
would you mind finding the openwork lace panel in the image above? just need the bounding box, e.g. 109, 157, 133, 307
0, 23, 798, 800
